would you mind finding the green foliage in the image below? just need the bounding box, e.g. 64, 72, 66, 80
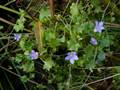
43, 57, 55, 71
20, 75, 29, 83
0, 26, 3, 30
100, 35, 113, 48
67, 40, 80, 51
79, 21, 94, 33
18, 2, 115, 88
91, 0, 102, 13
19, 35, 34, 51
13, 9, 26, 32
1, 0, 120, 89
21, 61, 34, 73
70, 3, 79, 17
83, 45, 96, 69
39, 6, 51, 23
97, 51, 106, 62
15, 54, 23, 63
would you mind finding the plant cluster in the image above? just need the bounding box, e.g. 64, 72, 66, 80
0, 0, 120, 89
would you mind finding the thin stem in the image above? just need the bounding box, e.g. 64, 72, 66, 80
0, 41, 16, 52
74, 66, 120, 70
26, 0, 33, 10
66, 64, 72, 90
0, 65, 39, 85
11, 61, 28, 90
62, 0, 70, 16
79, 72, 91, 90
71, 73, 120, 89
4, 0, 16, 6
3, 71, 14, 90
0, 5, 19, 14
101, 0, 110, 21
0, 17, 32, 33
0, 5, 32, 20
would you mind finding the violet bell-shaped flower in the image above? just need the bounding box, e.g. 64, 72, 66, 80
65, 52, 78, 64
29, 50, 38, 60
14, 34, 21, 41
90, 37, 98, 45
94, 21, 104, 33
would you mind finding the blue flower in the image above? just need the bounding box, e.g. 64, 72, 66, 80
94, 21, 104, 33
14, 34, 21, 41
65, 52, 78, 64
90, 37, 98, 45
29, 50, 38, 60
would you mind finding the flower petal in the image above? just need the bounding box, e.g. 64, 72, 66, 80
70, 59, 75, 64
14, 34, 21, 41
30, 50, 38, 60
90, 38, 98, 45
65, 56, 70, 60
99, 21, 104, 26
94, 21, 104, 33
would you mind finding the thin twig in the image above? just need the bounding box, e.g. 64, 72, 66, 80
75, 66, 120, 70
4, 0, 15, 6
0, 5, 32, 20
80, 72, 92, 90
0, 65, 39, 85
84, 73, 120, 86
3, 71, 14, 90
105, 22, 120, 29
0, 41, 16, 52
0, 17, 32, 33
71, 73, 120, 89
101, 0, 110, 21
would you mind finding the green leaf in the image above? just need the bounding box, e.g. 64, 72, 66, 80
50, 38, 60, 48
39, 7, 51, 22
80, 22, 94, 33
59, 36, 65, 43
86, 59, 96, 70
91, 0, 102, 13
20, 75, 28, 83
19, 35, 34, 51
83, 45, 96, 69
14, 10, 26, 32
37, 84, 47, 89
21, 62, 34, 73
97, 51, 106, 61
84, 45, 94, 57
15, 54, 23, 63
73, 23, 83, 33
67, 40, 80, 51
44, 31, 55, 41
0, 26, 3, 30
70, 3, 79, 17
43, 58, 55, 71
19, 39, 26, 50
100, 36, 113, 47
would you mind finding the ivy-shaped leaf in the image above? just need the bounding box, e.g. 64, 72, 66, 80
97, 51, 106, 62
43, 58, 55, 71
70, 3, 79, 17
15, 54, 23, 63
21, 61, 34, 73
20, 75, 28, 83
14, 9, 26, 32
100, 36, 113, 48
39, 7, 51, 22
67, 40, 80, 51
